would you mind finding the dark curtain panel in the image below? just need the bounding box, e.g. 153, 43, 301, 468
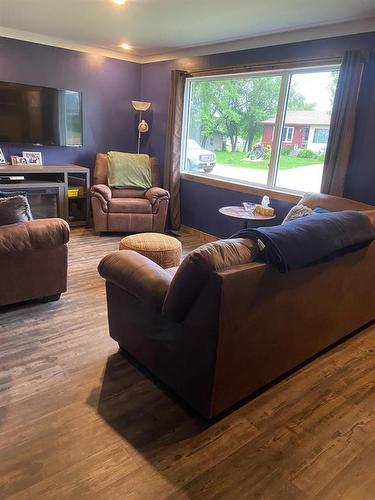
164, 70, 188, 230
321, 50, 368, 196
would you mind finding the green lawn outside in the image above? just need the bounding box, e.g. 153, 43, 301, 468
215, 151, 323, 170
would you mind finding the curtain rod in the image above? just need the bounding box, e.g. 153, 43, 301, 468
186, 55, 343, 77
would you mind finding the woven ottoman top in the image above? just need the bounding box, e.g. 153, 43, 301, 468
119, 233, 182, 269
119, 233, 181, 253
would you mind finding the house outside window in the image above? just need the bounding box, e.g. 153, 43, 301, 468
181, 65, 340, 193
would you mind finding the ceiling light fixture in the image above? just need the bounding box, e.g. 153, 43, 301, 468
112, 0, 126, 5
120, 43, 131, 50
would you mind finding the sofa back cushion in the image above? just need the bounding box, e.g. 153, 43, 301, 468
0, 195, 32, 226
111, 188, 146, 199
0, 190, 27, 198
299, 193, 374, 212
94, 153, 160, 187
0, 191, 33, 220
162, 238, 258, 321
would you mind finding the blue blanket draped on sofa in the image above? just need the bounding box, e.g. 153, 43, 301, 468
231, 210, 375, 272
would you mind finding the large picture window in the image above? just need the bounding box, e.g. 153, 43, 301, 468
181, 65, 340, 193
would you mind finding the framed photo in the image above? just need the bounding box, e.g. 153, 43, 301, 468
22, 151, 43, 165
11, 156, 29, 166
0, 148, 6, 164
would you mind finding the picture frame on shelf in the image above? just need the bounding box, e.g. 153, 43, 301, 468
22, 151, 43, 165
11, 156, 29, 166
0, 148, 6, 164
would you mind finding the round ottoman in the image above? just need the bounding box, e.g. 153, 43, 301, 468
119, 233, 182, 269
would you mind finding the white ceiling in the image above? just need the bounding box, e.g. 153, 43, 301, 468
1, 0, 375, 63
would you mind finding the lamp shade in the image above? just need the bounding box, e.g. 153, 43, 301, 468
131, 100, 151, 112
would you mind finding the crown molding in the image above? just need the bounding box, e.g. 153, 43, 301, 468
141, 17, 375, 63
1, 17, 374, 66
0, 27, 143, 63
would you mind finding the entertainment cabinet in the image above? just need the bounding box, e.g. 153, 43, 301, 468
0, 164, 90, 226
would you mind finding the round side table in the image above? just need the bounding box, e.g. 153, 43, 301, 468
219, 206, 276, 229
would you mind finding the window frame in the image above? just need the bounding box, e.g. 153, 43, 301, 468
312, 127, 329, 144
180, 63, 340, 196
282, 126, 294, 143
303, 126, 310, 142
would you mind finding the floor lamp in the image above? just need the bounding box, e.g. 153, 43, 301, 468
131, 100, 151, 154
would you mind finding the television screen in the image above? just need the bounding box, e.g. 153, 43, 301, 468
0, 81, 82, 147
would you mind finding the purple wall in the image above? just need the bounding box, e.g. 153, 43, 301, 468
0, 37, 141, 169
139, 60, 172, 180
140, 32, 375, 237
1, 34, 374, 238
181, 181, 290, 236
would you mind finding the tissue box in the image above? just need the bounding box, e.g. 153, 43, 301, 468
255, 204, 274, 216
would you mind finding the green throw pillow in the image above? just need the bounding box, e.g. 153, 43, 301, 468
107, 152, 152, 190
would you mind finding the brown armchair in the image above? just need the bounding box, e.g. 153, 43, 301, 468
90, 154, 169, 233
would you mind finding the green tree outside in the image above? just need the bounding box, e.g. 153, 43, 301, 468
189, 75, 317, 153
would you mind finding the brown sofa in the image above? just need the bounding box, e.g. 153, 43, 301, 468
0, 218, 69, 307
90, 154, 169, 233
98, 193, 375, 418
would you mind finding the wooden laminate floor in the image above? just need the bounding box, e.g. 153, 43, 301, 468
1, 228, 375, 499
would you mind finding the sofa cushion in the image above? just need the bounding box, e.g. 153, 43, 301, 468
0, 190, 27, 198
162, 238, 258, 321
0, 195, 32, 226
108, 198, 152, 214
282, 204, 314, 224
0, 191, 33, 220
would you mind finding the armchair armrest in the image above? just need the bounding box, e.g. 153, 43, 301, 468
90, 184, 112, 201
0, 218, 69, 256
145, 187, 170, 205
90, 184, 112, 212
98, 250, 173, 310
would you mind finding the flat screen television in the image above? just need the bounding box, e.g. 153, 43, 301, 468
0, 81, 82, 147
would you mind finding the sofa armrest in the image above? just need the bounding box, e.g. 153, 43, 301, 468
145, 187, 170, 205
0, 218, 70, 256
98, 250, 173, 310
363, 210, 375, 227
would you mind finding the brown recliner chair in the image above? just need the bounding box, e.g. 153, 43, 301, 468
98, 193, 375, 418
90, 154, 169, 233
0, 218, 69, 307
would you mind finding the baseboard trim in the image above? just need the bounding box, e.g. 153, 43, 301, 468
181, 225, 218, 242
